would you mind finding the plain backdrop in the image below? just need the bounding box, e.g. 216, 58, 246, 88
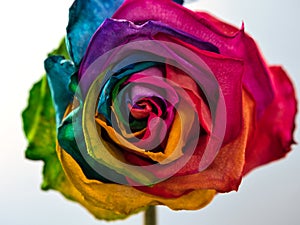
0, 0, 299, 224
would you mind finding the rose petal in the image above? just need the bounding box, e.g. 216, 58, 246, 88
44, 56, 75, 125
243, 66, 297, 174
165, 64, 212, 134
78, 18, 219, 79
162, 37, 244, 143
66, 0, 124, 65
51, 144, 130, 220
57, 143, 216, 213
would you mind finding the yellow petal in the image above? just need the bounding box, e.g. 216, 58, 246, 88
56, 143, 216, 215
53, 142, 130, 220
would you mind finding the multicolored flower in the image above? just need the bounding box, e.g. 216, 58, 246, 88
23, 0, 297, 220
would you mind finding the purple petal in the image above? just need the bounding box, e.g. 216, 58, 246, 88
78, 18, 219, 79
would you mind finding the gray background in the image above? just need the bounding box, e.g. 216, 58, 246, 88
1, 0, 299, 224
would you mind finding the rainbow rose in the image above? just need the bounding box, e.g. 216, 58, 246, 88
23, 0, 297, 220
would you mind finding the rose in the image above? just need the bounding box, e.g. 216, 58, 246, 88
23, 0, 296, 221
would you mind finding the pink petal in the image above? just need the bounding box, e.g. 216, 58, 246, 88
243, 66, 297, 175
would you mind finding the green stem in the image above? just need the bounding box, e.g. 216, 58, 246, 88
144, 206, 157, 225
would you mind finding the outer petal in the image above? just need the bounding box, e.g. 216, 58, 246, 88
66, 0, 124, 65
45, 56, 75, 125
243, 66, 297, 174
113, 0, 274, 117
42, 39, 75, 126
23, 76, 58, 190
56, 143, 216, 214
48, 146, 131, 221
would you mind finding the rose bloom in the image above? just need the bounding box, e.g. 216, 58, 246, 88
25, 0, 296, 220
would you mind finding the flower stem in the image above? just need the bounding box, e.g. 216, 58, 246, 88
144, 206, 156, 225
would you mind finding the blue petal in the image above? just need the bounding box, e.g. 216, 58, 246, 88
44, 56, 76, 126
66, 0, 124, 66
173, 0, 184, 4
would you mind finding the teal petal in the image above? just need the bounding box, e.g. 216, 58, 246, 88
44, 56, 76, 126
173, 0, 184, 4
67, 0, 124, 66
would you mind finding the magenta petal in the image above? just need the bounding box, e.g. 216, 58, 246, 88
194, 51, 244, 143
113, 0, 275, 118
243, 66, 297, 175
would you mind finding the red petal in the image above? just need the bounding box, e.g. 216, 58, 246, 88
160, 35, 244, 143
243, 66, 297, 174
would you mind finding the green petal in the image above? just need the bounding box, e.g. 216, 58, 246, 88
22, 75, 63, 191
22, 39, 72, 190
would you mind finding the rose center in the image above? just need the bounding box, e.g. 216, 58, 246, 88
128, 96, 166, 121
